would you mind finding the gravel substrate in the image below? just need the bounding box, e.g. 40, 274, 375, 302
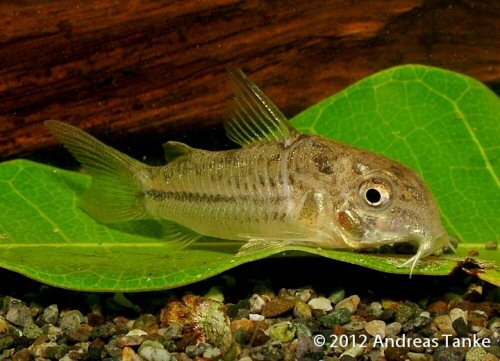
0, 258, 498, 361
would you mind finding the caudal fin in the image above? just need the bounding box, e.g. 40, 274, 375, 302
45, 120, 148, 223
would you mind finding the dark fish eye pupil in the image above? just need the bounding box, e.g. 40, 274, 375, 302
366, 188, 381, 204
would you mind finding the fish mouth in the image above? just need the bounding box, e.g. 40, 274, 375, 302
360, 229, 450, 276
397, 232, 450, 277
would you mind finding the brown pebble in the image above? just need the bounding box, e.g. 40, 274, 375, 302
252, 328, 269, 346
476, 302, 500, 318
67, 323, 93, 342
11, 348, 30, 361
121, 346, 142, 361
427, 301, 448, 314
384, 346, 409, 361
468, 249, 479, 256
87, 313, 105, 326
261, 296, 296, 317
456, 301, 474, 312
468, 311, 488, 332
114, 316, 130, 325
333, 324, 345, 335
231, 318, 255, 333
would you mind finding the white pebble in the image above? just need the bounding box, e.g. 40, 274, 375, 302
126, 328, 148, 336
450, 308, 467, 323
386, 321, 402, 337
308, 297, 332, 312
138, 341, 171, 361
249, 294, 266, 313
249, 313, 265, 321
419, 311, 431, 318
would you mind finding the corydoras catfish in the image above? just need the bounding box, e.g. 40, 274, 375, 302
46, 69, 451, 275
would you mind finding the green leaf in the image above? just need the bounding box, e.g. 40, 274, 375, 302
0, 65, 498, 290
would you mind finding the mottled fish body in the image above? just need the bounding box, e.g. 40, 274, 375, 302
46, 69, 450, 274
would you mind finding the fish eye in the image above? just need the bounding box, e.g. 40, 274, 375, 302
359, 179, 391, 208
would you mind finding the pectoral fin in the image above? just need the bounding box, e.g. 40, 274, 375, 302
161, 220, 204, 248
236, 238, 287, 256
224, 68, 298, 146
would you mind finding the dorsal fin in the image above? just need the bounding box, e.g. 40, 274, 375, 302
224, 68, 297, 146
163, 141, 196, 162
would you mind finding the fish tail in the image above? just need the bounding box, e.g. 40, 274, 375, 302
45, 120, 148, 223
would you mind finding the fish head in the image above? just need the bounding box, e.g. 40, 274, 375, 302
333, 152, 450, 270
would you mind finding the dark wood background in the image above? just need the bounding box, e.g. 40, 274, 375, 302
1, 0, 498, 163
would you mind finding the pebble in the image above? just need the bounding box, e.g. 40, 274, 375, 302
67, 323, 92, 342
127, 328, 149, 336
407, 351, 431, 361
22, 323, 43, 339
434, 345, 467, 361
320, 308, 351, 327
269, 322, 296, 342
343, 319, 366, 332
433, 314, 453, 331
11, 348, 30, 361
466, 346, 488, 361
468, 311, 488, 332
489, 320, 500, 334
385, 345, 410, 361
485, 240, 498, 250
427, 300, 448, 314
249, 294, 266, 313
308, 297, 332, 312
122, 346, 143, 361
295, 334, 322, 360
59, 310, 86, 332
295, 322, 312, 337
6, 304, 33, 327
116, 335, 145, 347
386, 322, 402, 336
335, 295, 360, 314
396, 302, 421, 324
45, 324, 64, 341
249, 313, 265, 321
133, 314, 159, 333
452, 317, 468, 337
203, 346, 222, 358
293, 288, 314, 303
366, 302, 384, 319
41, 304, 59, 325
340, 344, 364, 359
261, 296, 296, 317
138, 340, 171, 361
204, 286, 225, 303
293, 299, 312, 319
0, 336, 14, 351
449, 307, 467, 322
365, 320, 386, 338
249, 341, 285, 361
403, 315, 432, 332
328, 288, 346, 304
